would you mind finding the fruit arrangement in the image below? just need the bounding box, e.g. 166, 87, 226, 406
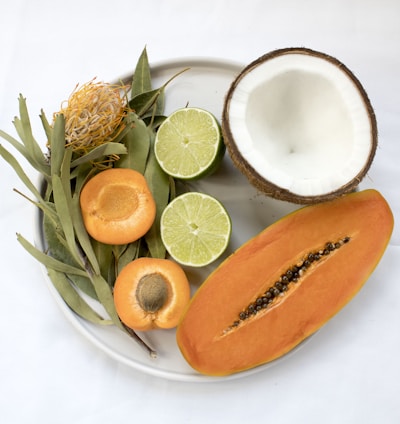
0, 48, 230, 358
0, 47, 394, 377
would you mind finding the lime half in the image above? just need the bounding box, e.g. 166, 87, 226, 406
160, 192, 231, 267
154, 107, 225, 180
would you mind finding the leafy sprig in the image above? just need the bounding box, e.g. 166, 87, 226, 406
0, 47, 188, 358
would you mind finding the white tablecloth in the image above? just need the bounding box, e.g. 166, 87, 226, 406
1, 1, 399, 423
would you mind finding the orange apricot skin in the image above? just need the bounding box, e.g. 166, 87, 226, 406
113, 258, 191, 331
176, 189, 394, 376
80, 168, 156, 245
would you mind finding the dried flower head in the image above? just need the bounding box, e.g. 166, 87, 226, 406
56, 78, 128, 157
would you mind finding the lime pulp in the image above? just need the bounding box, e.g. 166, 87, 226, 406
160, 192, 231, 267
154, 107, 225, 180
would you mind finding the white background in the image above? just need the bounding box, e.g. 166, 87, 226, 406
1, 1, 399, 423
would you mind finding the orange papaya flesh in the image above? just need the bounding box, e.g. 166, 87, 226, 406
176, 189, 394, 376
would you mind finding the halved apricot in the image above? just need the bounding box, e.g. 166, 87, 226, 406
80, 168, 156, 245
113, 257, 191, 331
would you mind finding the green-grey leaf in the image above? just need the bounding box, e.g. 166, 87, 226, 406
52, 174, 82, 266
60, 147, 73, 197
154, 90, 165, 116
89, 273, 123, 330
70, 161, 92, 182
39, 109, 53, 142
131, 47, 152, 98
43, 209, 97, 299
91, 239, 115, 286
17, 233, 87, 277
0, 129, 50, 177
16, 95, 47, 170
47, 268, 111, 325
70, 142, 127, 168
142, 115, 166, 130
129, 67, 189, 117
12, 117, 25, 146
0, 129, 28, 157
144, 131, 170, 259
0, 144, 48, 202
70, 192, 101, 276
116, 113, 150, 174
50, 114, 66, 176
129, 88, 163, 118
115, 241, 140, 276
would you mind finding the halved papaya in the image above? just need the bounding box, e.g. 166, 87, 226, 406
176, 189, 393, 376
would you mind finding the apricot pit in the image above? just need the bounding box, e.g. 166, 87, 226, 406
114, 257, 191, 331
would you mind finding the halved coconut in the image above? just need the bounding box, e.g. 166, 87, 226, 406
222, 48, 377, 204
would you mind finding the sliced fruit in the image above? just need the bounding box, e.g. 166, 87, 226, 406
160, 192, 231, 267
176, 189, 393, 376
113, 258, 191, 331
79, 168, 156, 245
154, 107, 225, 180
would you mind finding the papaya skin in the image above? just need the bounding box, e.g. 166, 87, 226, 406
176, 189, 394, 376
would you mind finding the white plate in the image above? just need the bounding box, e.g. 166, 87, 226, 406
35, 58, 303, 382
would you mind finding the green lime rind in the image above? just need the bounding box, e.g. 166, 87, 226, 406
160, 192, 231, 267
154, 107, 225, 181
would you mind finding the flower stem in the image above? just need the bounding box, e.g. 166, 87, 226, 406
122, 323, 157, 358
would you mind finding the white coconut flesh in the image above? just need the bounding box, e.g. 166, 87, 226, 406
225, 50, 376, 200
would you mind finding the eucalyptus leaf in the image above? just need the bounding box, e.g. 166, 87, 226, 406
16, 94, 48, 170
114, 241, 140, 276
70, 192, 101, 276
0, 129, 28, 159
0, 144, 49, 206
42, 202, 68, 250
91, 239, 115, 286
129, 67, 189, 117
116, 113, 150, 174
70, 161, 92, 182
70, 142, 127, 168
59, 148, 109, 280
17, 233, 87, 277
0, 129, 50, 177
50, 114, 66, 176
43, 206, 97, 299
39, 109, 53, 143
60, 147, 73, 194
154, 90, 165, 117
11, 118, 25, 148
144, 131, 170, 259
131, 47, 152, 98
16, 95, 35, 144
11, 187, 58, 231
129, 87, 164, 118
89, 273, 124, 330
130, 47, 164, 118
142, 115, 166, 130
47, 268, 110, 325
52, 174, 82, 266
